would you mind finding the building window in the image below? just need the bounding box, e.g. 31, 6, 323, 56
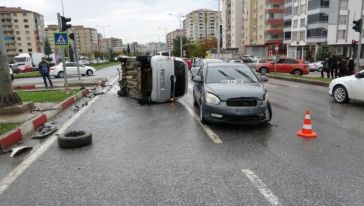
307, 28, 327, 38
24, 25, 29, 28
284, 20, 292, 28
16, 31, 20, 35
23, 19, 28, 23
17, 37, 21, 40
308, 0, 330, 10
25, 31, 30, 35
19, 49, 23, 52
23, 12, 27, 16
15, 25, 19, 29
14, 19, 18, 23
299, 31, 305, 41
18, 43, 22, 46
308, 13, 329, 24
338, 15, 348, 25
28, 48, 32, 52
339, 0, 348, 10
13, 13, 17, 17
300, 18, 306, 27
293, 6, 299, 15
338, 30, 346, 39
27, 43, 31, 46
300, 4, 306, 15
292, 31, 298, 41
293, 20, 298, 28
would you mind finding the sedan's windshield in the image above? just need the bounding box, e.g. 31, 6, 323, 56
14, 57, 26, 62
206, 65, 259, 84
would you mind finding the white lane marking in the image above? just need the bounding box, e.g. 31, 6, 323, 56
0, 83, 119, 196
241, 169, 282, 206
179, 100, 222, 144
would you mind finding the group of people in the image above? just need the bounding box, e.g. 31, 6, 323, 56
321, 55, 355, 78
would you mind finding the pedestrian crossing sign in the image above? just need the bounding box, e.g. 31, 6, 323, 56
53, 32, 69, 48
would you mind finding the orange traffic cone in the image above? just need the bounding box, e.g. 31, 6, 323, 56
297, 110, 317, 138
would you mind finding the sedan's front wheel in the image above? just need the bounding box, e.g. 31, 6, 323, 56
86, 70, 93, 76
333, 85, 349, 103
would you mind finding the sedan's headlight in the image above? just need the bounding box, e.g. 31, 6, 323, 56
205, 93, 221, 105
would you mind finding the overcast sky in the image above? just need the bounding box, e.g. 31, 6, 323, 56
2, 0, 218, 44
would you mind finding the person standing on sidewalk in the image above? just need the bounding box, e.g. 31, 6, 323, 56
347, 58, 355, 76
38, 57, 53, 88
328, 54, 335, 78
321, 58, 330, 78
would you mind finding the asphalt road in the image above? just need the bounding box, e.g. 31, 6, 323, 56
1, 77, 364, 205
12, 65, 121, 86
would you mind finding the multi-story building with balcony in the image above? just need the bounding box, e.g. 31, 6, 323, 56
0, 7, 45, 61
221, 0, 245, 54
166, 29, 186, 52
183, 9, 220, 42
243, 0, 285, 58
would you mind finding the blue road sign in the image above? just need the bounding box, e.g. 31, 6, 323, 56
53, 32, 69, 48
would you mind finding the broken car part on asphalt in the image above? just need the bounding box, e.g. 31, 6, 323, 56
32, 122, 58, 139
9, 146, 33, 158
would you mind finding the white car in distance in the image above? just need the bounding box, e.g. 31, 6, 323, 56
329, 70, 364, 103
50, 62, 96, 78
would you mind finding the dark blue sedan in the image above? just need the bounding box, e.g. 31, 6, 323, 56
193, 63, 272, 124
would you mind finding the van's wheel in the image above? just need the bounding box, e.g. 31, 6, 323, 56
58, 71, 64, 78
57, 131, 92, 148
292, 69, 303, 76
86, 70, 93, 76
260, 67, 268, 75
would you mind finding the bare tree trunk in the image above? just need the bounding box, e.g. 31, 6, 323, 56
0, 21, 22, 108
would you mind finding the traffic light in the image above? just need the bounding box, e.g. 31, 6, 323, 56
60, 16, 72, 31
69, 33, 75, 41
353, 19, 362, 33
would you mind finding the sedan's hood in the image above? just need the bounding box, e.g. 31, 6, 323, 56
331, 75, 356, 85
205, 83, 266, 101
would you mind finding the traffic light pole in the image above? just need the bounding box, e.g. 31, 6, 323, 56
57, 13, 68, 90
357, 2, 364, 73
73, 35, 81, 81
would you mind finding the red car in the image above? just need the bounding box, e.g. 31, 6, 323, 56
183, 58, 192, 70
256, 58, 309, 76
15, 65, 33, 73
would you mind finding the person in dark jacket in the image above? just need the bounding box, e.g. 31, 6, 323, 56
338, 57, 347, 77
38, 57, 53, 88
347, 58, 355, 76
328, 54, 336, 78
321, 58, 330, 78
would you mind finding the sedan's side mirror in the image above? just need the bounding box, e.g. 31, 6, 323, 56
261, 76, 269, 82
193, 76, 203, 83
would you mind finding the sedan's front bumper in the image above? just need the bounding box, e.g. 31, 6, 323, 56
202, 102, 270, 124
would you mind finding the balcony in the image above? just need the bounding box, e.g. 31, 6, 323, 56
267, 8, 285, 14
265, 29, 284, 34
267, 19, 284, 25
266, 39, 283, 44
267, 0, 285, 3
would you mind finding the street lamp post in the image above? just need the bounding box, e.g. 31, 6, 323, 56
169, 13, 184, 58
96, 24, 111, 59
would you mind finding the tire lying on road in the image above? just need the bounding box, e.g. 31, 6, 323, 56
57, 130, 92, 148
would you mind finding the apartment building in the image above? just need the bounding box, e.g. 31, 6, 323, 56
244, 0, 285, 58
0, 7, 45, 60
166, 29, 186, 52
102, 37, 123, 52
221, 0, 245, 54
183, 9, 220, 42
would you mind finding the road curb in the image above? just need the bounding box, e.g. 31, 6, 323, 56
0, 89, 90, 150
268, 75, 330, 87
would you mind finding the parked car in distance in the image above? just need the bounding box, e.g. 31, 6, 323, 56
329, 70, 364, 103
50, 62, 96, 78
14, 65, 33, 73
308, 61, 324, 72
190, 59, 224, 80
193, 63, 271, 124
256, 58, 309, 76
183, 58, 192, 69
229, 60, 244, 63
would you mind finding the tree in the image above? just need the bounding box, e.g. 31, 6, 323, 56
0, 21, 22, 107
172, 36, 190, 57
316, 44, 335, 60
127, 44, 131, 56
44, 39, 52, 58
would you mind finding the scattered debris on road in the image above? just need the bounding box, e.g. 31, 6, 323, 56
9, 145, 32, 157
32, 122, 58, 139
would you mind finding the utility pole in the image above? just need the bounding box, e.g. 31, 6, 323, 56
57, 13, 68, 89
357, 0, 364, 72
217, 0, 221, 59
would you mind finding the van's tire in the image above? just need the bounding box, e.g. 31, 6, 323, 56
58, 71, 64, 78
58, 131, 92, 149
86, 70, 93, 76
